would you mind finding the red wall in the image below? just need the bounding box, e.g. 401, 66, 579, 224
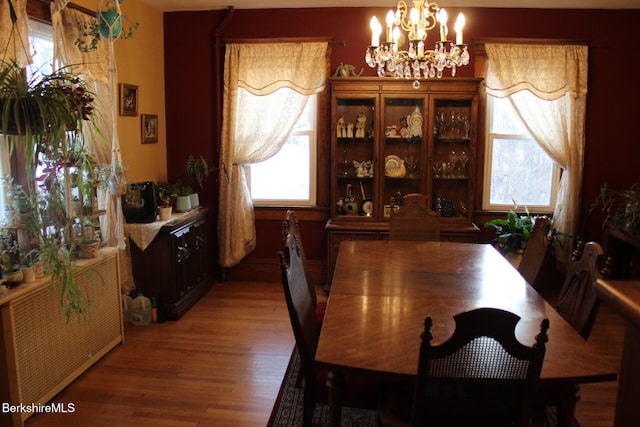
164, 7, 640, 271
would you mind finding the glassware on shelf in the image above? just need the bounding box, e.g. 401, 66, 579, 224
404, 156, 419, 178
459, 151, 469, 177
430, 158, 443, 178
449, 151, 459, 177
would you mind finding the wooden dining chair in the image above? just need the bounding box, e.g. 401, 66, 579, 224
389, 193, 440, 241
282, 210, 326, 326
517, 215, 555, 288
278, 234, 378, 426
556, 241, 612, 340
380, 308, 550, 427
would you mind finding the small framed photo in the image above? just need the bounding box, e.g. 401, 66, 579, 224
119, 83, 138, 116
383, 204, 400, 218
141, 114, 158, 143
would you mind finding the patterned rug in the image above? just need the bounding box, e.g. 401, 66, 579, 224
267, 348, 378, 426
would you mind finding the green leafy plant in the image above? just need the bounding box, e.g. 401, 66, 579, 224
157, 182, 176, 207
484, 205, 535, 254
589, 182, 640, 230
176, 154, 210, 192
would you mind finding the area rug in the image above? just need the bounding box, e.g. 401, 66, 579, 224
267, 348, 378, 426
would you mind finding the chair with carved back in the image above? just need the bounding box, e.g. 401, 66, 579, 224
556, 241, 613, 340
517, 216, 555, 288
282, 210, 326, 326
379, 308, 550, 427
277, 234, 378, 426
389, 193, 440, 241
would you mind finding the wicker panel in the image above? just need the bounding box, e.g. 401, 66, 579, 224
10, 251, 122, 409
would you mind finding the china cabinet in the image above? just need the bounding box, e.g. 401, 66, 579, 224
326, 77, 482, 284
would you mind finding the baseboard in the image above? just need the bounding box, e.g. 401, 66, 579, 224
221, 257, 326, 284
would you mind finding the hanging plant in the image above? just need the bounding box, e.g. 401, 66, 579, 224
75, 0, 139, 53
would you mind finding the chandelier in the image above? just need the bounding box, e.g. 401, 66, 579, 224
365, 1, 469, 88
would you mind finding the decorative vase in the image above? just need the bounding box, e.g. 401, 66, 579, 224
97, 11, 124, 39
174, 196, 191, 213
158, 206, 172, 221
189, 193, 200, 209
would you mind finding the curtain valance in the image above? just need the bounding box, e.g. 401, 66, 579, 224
228, 42, 328, 96
485, 44, 588, 100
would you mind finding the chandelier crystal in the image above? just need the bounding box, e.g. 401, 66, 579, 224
365, 1, 469, 88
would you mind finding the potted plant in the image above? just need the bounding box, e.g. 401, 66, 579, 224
75, 0, 139, 52
175, 154, 210, 208
157, 182, 176, 220
484, 205, 536, 255
589, 182, 640, 231
0, 229, 23, 286
174, 186, 193, 213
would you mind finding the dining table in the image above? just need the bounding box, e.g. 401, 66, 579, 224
315, 240, 618, 427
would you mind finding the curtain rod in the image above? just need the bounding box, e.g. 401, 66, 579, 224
220, 37, 345, 47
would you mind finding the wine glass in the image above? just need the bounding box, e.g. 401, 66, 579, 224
430, 158, 442, 178
459, 151, 469, 178
448, 151, 459, 177
404, 156, 419, 178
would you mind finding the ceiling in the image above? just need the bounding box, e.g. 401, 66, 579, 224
140, 0, 640, 12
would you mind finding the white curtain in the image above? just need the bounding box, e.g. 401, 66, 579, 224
51, 0, 132, 291
0, 0, 31, 67
485, 43, 588, 264
218, 42, 328, 267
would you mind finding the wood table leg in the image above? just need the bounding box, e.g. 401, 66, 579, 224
326, 370, 344, 427
555, 384, 580, 427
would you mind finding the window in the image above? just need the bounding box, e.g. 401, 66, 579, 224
483, 95, 559, 212
1, 20, 54, 220
249, 95, 317, 206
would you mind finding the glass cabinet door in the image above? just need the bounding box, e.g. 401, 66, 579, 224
332, 96, 377, 219
429, 98, 474, 223
381, 96, 426, 218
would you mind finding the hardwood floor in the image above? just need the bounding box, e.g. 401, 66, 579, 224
24, 279, 623, 427
25, 279, 295, 427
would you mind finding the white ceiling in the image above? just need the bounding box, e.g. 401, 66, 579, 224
140, 0, 640, 13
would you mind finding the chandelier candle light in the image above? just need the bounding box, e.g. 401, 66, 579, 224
366, 1, 469, 88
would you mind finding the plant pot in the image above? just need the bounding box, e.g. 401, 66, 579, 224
33, 261, 44, 278
174, 196, 191, 213
189, 193, 200, 209
97, 11, 124, 39
21, 266, 36, 283
158, 206, 172, 221
78, 240, 100, 259
2, 270, 23, 287
109, 180, 127, 196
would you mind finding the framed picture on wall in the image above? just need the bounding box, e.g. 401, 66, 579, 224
141, 114, 158, 143
119, 83, 138, 116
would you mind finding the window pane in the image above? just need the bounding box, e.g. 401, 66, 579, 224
489, 138, 554, 206
250, 135, 311, 201
250, 95, 316, 206
484, 95, 558, 211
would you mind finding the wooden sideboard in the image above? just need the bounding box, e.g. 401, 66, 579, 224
128, 207, 211, 320
604, 226, 640, 279
0, 247, 123, 427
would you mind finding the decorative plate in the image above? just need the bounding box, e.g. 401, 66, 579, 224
384, 155, 407, 178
